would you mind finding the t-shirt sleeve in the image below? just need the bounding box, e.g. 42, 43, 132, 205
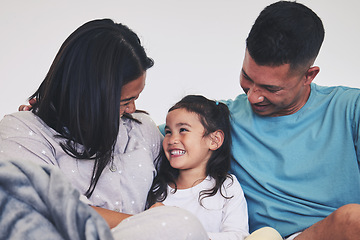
158, 123, 165, 136
0, 113, 58, 166
353, 94, 360, 165
207, 175, 249, 240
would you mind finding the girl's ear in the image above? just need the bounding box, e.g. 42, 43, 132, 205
209, 130, 224, 151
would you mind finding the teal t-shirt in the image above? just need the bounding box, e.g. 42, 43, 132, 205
224, 83, 360, 237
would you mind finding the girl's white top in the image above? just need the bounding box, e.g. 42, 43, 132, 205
163, 175, 249, 240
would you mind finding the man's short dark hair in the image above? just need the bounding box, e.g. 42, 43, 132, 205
246, 1, 325, 71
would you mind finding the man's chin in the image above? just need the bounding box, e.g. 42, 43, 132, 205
251, 105, 273, 116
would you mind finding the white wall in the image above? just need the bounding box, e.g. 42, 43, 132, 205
1, 0, 359, 125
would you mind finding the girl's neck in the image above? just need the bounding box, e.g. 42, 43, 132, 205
172, 169, 207, 189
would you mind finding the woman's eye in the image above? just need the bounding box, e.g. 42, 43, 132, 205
121, 102, 130, 107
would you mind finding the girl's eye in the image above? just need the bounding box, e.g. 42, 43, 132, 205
164, 129, 171, 135
179, 128, 188, 133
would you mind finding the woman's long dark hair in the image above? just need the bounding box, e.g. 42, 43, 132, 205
147, 95, 233, 208
30, 19, 154, 197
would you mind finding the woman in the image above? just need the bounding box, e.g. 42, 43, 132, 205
0, 19, 208, 240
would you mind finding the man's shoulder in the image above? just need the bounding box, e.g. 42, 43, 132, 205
221, 93, 247, 105
312, 84, 360, 105
313, 83, 360, 95
221, 94, 251, 117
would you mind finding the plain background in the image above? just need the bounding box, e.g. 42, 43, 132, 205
1, 0, 359, 125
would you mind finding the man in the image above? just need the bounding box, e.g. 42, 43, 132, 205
223, 1, 360, 239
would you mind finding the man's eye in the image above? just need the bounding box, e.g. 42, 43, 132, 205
266, 88, 280, 93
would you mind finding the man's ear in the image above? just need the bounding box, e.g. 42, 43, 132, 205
209, 130, 224, 151
304, 66, 320, 85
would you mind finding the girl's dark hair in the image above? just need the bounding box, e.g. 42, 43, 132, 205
30, 19, 154, 197
147, 95, 233, 208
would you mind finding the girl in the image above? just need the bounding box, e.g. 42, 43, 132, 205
147, 95, 249, 240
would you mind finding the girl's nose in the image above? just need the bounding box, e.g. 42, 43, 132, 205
168, 135, 179, 145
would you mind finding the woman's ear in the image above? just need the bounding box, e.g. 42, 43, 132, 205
209, 130, 224, 151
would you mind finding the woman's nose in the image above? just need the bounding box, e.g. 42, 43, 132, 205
125, 101, 136, 114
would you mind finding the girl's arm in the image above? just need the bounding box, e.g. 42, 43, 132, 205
208, 175, 249, 240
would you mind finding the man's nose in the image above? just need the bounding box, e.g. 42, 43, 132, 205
246, 87, 264, 104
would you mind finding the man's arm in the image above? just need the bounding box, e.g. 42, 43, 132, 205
294, 204, 360, 240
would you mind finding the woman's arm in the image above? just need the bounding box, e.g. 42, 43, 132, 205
98, 202, 164, 229
91, 206, 132, 229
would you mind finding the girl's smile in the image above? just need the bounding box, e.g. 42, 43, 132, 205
169, 149, 186, 157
